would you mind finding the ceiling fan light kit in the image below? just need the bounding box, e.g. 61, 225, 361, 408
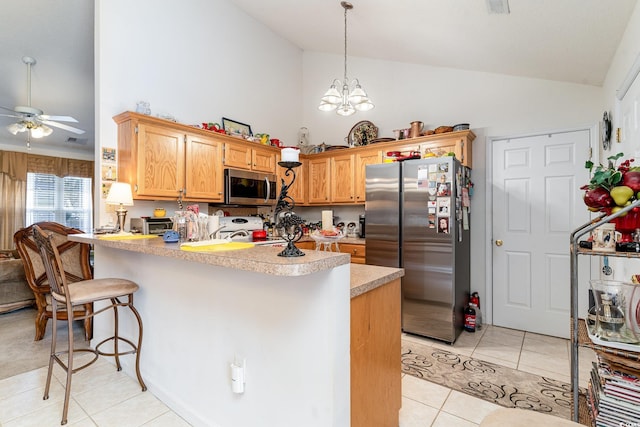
1, 56, 85, 148
318, 1, 374, 117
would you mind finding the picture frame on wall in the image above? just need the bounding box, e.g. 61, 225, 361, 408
222, 117, 252, 136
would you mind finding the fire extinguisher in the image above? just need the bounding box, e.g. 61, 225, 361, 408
470, 292, 482, 330
464, 303, 476, 332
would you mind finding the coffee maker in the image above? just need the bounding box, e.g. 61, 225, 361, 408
359, 215, 365, 238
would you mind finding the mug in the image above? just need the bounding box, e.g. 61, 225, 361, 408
593, 223, 621, 252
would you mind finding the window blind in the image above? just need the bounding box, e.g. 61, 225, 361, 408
26, 173, 93, 232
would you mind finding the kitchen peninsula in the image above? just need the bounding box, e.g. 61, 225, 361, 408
69, 234, 403, 427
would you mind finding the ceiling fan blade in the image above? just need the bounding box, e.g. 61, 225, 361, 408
39, 114, 79, 123
0, 113, 21, 119
0, 106, 17, 113
40, 119, 86, 134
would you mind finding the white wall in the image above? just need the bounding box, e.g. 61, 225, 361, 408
97, 0, 625, 306
597, 2, 640, 281
95, 0, 303, 226
302, 52, 604, 300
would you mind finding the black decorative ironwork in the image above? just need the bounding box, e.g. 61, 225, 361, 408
275, 161, 305, 257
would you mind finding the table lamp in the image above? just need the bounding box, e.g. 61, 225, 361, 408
106, 182, 134, 234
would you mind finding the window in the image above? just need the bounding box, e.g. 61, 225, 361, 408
26, 173, 93, 232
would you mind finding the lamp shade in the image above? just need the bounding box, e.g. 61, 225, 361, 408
7, 122, 26, 135
106, 182, 134, 206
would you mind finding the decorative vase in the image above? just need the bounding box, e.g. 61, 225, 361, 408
612, 209, 640, 242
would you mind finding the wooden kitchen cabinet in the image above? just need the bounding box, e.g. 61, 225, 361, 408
276, 156, 306, 204
295, 240, 316, 250
224, 141, 276, 174
351, 278, 401, 427
307, 152, 360, 205
113, 112, 224, 202
390, 131, 474, 168
185, 134, 224, 202
307, 157, 331, 204
339, 242, 366, 264
331, 153, 355, 203
355, 149, 383, 203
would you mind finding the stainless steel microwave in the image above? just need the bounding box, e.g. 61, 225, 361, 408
224, 168, 277, 206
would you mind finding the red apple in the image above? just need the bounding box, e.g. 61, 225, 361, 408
583, 187, 613, 209
623, 171, 640, 192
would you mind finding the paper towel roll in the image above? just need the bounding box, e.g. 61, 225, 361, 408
207, 215, 220, 238
322, 210, 333, 231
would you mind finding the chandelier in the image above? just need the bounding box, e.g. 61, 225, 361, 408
318, 1, 373, 116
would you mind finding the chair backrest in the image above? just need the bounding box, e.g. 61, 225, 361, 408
32, 225, 69, 299
13, 222, 92, 303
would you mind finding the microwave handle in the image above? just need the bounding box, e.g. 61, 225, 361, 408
264, 177, 270, 203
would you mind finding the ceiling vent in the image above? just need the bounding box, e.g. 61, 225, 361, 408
486, 0, 510, 14
66, 137, 88, 145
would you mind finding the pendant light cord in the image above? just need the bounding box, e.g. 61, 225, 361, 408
343, 4, 348, 84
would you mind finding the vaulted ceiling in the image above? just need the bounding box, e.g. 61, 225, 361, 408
0, 0, 636, 155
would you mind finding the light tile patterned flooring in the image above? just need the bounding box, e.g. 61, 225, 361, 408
0, 324, 595, 426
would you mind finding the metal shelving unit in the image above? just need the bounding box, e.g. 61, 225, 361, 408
569, 199, 640, 424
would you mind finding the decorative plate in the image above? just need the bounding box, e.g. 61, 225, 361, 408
602, 111, 612, 151
348, 121, 378, 146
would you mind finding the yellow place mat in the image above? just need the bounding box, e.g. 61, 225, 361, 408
98, 234, 159, 240
180, 242, 255, 252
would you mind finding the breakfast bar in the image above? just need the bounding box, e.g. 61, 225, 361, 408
69, 234, 403, 427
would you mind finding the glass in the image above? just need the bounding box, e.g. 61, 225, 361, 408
589, 279, 640, 343
173, 210, 199, 242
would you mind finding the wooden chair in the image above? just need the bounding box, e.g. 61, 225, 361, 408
13, 222, 93, 341
33, 224, 146, 425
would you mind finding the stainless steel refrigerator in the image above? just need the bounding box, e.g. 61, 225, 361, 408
365, 157, 471, 343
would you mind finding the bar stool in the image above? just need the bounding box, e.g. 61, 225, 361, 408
32, 225, 147, 425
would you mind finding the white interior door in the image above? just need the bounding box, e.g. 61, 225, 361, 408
492, 130, 592, 338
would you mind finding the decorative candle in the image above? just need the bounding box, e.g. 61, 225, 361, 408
322, 210, 333, 230
281, 147, 300, 162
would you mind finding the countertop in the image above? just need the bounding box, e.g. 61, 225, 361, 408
350, 263, 404, 298
70, 235, 402, 296
298, 236, 366, 245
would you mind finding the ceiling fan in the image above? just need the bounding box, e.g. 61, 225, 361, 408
0, 56, 85, 148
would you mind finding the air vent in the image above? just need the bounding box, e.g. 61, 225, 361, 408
66, 137, 88, 145
486, 0, 510, 14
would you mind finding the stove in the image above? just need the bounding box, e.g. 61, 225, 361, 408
217, 216, 286, 246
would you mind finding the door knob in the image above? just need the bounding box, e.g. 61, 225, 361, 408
495, 239, 503, 246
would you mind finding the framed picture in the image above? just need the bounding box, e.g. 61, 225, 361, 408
222, 117, 252, 136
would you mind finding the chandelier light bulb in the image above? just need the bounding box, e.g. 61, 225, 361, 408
40, 124, 53, 136
355, 99, 374, 112
7, 122, 25, 135
30, 126, 45, 138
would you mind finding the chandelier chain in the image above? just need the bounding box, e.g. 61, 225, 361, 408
343, 5, 348, 83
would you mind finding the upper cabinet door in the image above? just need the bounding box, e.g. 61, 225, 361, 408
355, 150, 382, 203
331, 153, 355, 203
252, 146, 276, 173
307, 157, 330, 204
185, 134, 224, 202
224, 142, 252, 170
136, 123, 185, 198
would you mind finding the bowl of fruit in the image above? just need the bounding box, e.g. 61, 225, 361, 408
310, 228, 345, 243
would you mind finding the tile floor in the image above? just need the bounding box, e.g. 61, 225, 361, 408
0, 324, 595, 426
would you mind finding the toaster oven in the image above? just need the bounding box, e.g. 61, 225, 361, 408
130, 217, 174, 235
